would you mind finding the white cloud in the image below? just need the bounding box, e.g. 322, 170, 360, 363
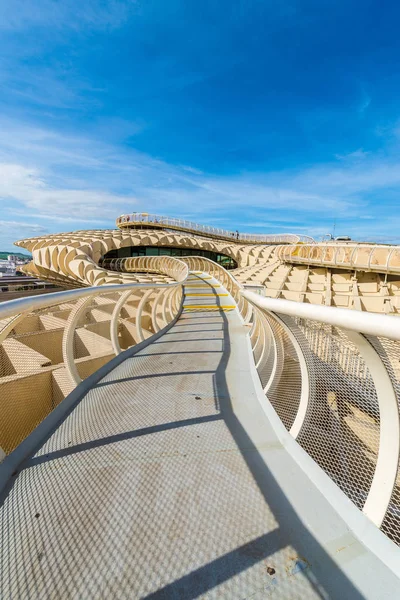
0, 0, 136, 32
0, 219, 47, 250
0, 118, 349, 220
0, 115, 400, 246
0, 220, 46, 231
335, 149, 370, 161
0, 162, 137, 222
12, 211, 111, 225
358, 90, 371, 115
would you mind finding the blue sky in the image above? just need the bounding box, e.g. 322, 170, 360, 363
1, 0, 400, 250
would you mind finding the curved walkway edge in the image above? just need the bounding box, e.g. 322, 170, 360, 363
1, 274, 400, 598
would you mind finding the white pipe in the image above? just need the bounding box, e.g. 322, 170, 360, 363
241, 290, 400, 342
151, 289, 165, 333
0, 260, 190, 321
110, 290, 133, 355
136, 289, 154, 342
62, 296, 94, 386
269, 313, 310, 439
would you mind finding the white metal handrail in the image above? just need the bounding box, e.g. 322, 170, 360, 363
116, 213, 315, 245
241, 287, 400, 540
241, 291, 400, 342
110, 254, 252, 321
178, 256, 253, 322
0, 256, 190, 456
276, 242, 400, 274
0, 257, 188, 321
4, 252, 400, 546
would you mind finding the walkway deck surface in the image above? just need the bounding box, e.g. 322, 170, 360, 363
1, 275, 400, 598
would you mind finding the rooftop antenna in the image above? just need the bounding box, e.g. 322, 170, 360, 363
332, 219, 337, 239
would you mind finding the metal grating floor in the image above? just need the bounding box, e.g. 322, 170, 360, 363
1, 275, 399, 598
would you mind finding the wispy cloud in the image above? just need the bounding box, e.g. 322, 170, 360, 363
0, 220, 46, 231
0, 162, 137, 221
358, 90, 371, 115
0, 220, 47, 249
12, 211, 112, 225
335, 149, 370, 161
0, 0, 136, 32
0, 115, 400, 247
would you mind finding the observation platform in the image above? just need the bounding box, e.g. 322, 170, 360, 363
1, 272, 399, 598
116, 213, 315, 245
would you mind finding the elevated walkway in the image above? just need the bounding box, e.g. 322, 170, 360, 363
1, 274, 400, 598
116, 213, 314, 245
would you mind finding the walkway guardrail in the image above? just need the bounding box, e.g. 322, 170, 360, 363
276, 242, 400, 274
5, 250, 400, 550
241, 289, 400, 546
0, 257, 189, 456
108, 254, 253, 322
180, 255, 252, 320
116, 213, 315, 245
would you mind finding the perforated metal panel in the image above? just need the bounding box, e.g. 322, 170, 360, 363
292, 318, 380, 510
250, 310, 381, 513
259, 314, 302, 431
0, 299, 76, 453
0, 282, 185, 455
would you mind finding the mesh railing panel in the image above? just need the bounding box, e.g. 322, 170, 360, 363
243, 291, 400, 546
0, 299, 74, 453
0, 283, 184, 455
276, 316, 380, 511
259, 314, 302, 431
248, 307, 381, 513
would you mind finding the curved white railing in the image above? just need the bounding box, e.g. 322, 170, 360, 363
180, 255, 253, 320
107, 254, 253, 322
0, 256, 189, 457
98, 255, 188, 280
276, 242, 400, 274
241, 288, 400, 545
116, 213, 315, 245
4, 251, 400, 549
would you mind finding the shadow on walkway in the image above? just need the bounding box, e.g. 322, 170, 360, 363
1, 303, 366, 599
142, 306, 365, 599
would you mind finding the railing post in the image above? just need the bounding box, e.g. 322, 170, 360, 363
151, 289, 165, 333
269, 312, 310, 439
345, 330, 400, 527
243, 299, 253, 323
168, 287, 177, 320
110, 290, 133, 355
255, 313, 268, 369
263, 321, 280, 394
0, 312, 29, 345
62, 296, 94, 386
161, 287, 174, 326
136, 289, 153, 342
